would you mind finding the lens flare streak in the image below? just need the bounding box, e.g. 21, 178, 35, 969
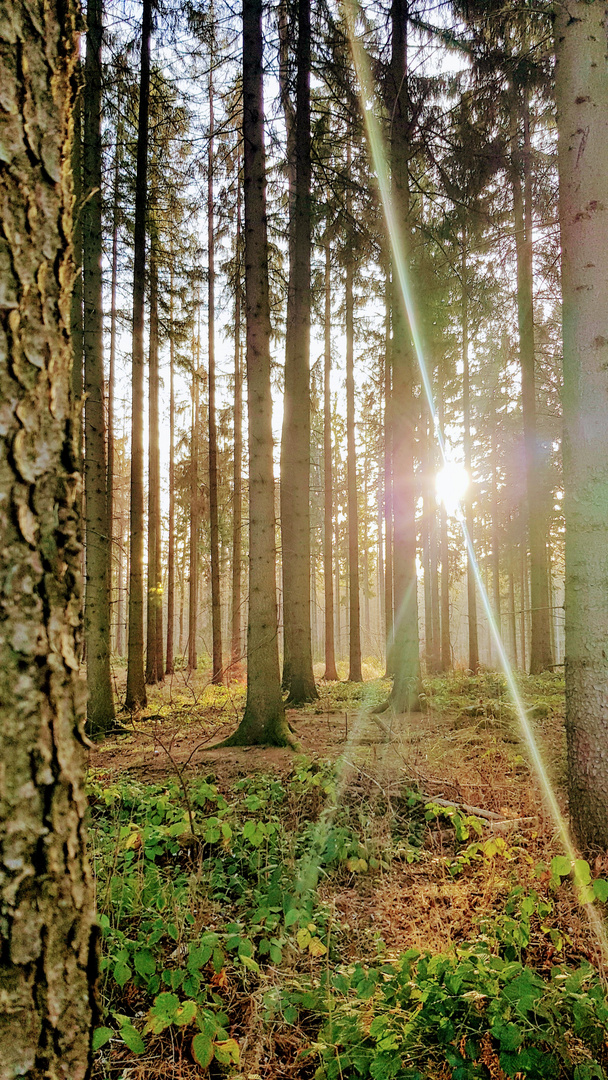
340, 1, 608, 963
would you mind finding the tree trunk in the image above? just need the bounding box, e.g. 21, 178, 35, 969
490, 382, 501, 646
439, 373, 451, 671
555, 0, 608, 848
461, 236, 479, 673
166, 271, 176, 676
345, 157, 362, 683
508, 529, 518, 668
280, 0, 317, 704
512, 89, 553, 674
145, 244, 163, 684
220, 0, 291, 746
323, 239, 339, 680
126, 0, 152, 710
231, 172, 243, 671
387, 0, 422, 711
383, 265, 394, 674
107, 108, 122, 657
208, 67, 223, 684
83, 0, 116, 733
0, 4, 96, 1067
188, 323, 199, 671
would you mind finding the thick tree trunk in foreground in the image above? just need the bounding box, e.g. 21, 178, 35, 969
83, 0, 115, 733
0, 2, 96, 1071
439, 375, 451, 671
384, 269, 394, 674
512, 91, 553, 674
280, 0, 317, 704
208, 68, 223, 684
219, 0, 291, 746
387, 0, 422, 711
323, 240, 339, 680
555, 1, 608, 849
126, 0, 152, 710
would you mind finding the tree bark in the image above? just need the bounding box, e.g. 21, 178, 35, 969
107, 108, 122, 657
383, 267, 394, 675
279, 0, 317, 704
188, 322, 199, 671
555, 0, 608, 849
439, 373, 451, 671
461, 236, 479, 673
208, 65, 223, 684
512, 89, 553, 674
83, 0, 116, 732
145, 244, 163, 684
219, 0, 291, 746
323, 239, 339, 680
166, 270, 176, 676
0, 1, 96, 1068
126, 0, 152, 710
231, 171, 243, 671
345, 156, 362, 683
387, 0, 422, 711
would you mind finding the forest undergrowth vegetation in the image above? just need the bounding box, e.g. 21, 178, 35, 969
89, 670, 608, 1079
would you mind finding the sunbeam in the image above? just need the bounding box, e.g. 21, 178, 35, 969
341, 0, 608, 965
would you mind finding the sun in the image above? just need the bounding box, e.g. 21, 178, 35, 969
435, 461, 469, 516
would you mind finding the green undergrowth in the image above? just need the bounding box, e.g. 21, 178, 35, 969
89, 750, 608, 1080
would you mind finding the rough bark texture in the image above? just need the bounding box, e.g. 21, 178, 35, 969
323, 240, 338, 680
126, 0, 152, 710
219, 0, 290, 747
383, 269, 394, 675
512, 90, 553, 675
0, 0, 96, 1072
83, 0, 115, 733
439, 375, 451, 671
555, 0, 608, 849
279, 0, 317, 704
107, 110, 121, 656
208, 71, 223, 684
387, 0, 422, 711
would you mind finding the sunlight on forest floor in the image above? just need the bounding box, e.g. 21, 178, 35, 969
89, 670, 608, 1079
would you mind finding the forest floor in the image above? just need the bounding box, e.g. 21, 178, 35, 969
89, 666, 608, 1080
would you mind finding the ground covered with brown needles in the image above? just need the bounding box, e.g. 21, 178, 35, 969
89, 668, 608, 1080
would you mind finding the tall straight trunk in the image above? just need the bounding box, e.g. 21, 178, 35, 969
439, 374, 451, 671
146, 245, 163, 683
188, 324, 199, 670
0, 2, 96, 1066
512, 90, 553, 674
71, 63, 84, 440
126, 0, 152, 710
384, 265, 394, 673
519, 542, 527, 673
508, 531, 518, 668
166, 273, 176, 676
208, 68, 223, 684
179, 538, 186, 657
323, 239, 339, 679
231, 174, 243, 670
461, 236, 479, 672
107, 109, 122, 655
280, 0, 317, 703
345, 158, 362, 683
220, 0, 290, 746
363, 431, 371, 654
387, 0, 422, 710
422, 411, 433, 672
83, 0, 115, 733
428, 409, 441, 673
490, 386, 501, 643
334, 451, 342, 661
